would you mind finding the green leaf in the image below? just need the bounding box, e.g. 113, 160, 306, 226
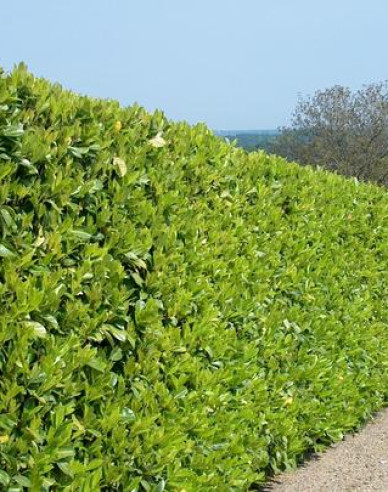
19, 159, 39, 174
120, 407, 136, 423
68, 146, 91, 158
87, 358, 106, 372
131, 272, 144, 286
149, 132, 166, 148
0, 208, 17, 232
113, 157, 127, 177
13, 475, 31, 488
42, 315, 59, 330
110, 347, 123, 361
0, 415, 17, 431
56, 447, 75, 459
57, 462, 74, 477
0, 243, 15, 258
0, 469, 10, 486
24, 321, 47, 338
107, 325, 127, 342
153, 479, 166, 492
69, 230, 93, 241
2, 124, 24, 138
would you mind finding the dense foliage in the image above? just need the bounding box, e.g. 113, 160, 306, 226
1, 65, 388, 491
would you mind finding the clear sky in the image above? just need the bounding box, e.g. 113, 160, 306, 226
1, 0, 387, 130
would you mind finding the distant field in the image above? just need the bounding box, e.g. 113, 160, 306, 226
215, 129, 280, 151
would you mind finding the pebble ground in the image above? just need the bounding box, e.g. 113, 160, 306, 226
266, 409, 388, 491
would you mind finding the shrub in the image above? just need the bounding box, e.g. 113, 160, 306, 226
0, 64, 388, 490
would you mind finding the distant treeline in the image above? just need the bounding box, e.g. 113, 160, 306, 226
219, 82, 388, 186
215, 130, 279, 152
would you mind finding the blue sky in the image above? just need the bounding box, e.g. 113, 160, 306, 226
1, 0, 387, 129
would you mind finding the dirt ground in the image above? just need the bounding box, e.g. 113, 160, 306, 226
265, 408, 388, 492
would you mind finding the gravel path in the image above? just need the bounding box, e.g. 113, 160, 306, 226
265, 408, 388, 491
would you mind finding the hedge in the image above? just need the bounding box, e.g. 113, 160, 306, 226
0, 64, 388, 490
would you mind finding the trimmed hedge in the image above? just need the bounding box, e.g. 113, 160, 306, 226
0, 64, 388, 491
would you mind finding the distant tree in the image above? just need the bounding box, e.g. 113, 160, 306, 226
270, 83, 388, 185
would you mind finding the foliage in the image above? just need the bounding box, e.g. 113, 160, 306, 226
270, 83, 388, 185
1, 64, 388, 491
